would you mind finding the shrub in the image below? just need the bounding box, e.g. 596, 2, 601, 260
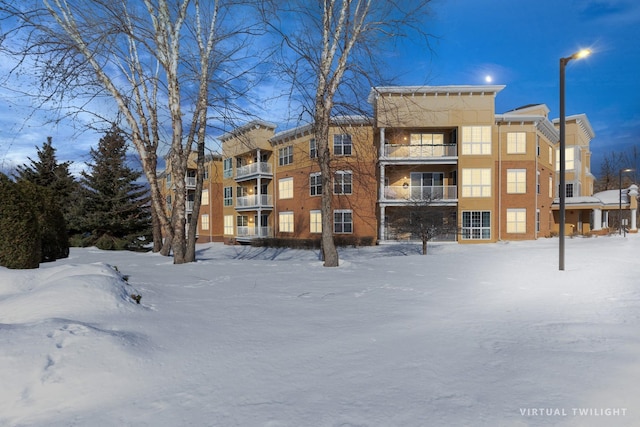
0, 174, 41, 269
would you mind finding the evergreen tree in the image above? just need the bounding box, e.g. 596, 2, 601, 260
80, 127, 151, 250
0, 174, 41, 269
14, 136, 80, 234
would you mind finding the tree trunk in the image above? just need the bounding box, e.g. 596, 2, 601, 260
422, 239, 427, 255
316, 114, 339, 267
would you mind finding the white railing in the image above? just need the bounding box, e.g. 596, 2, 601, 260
383, 143, 457, 159
236, 194, 273, 208
186, 201, 195, 212
236, 162, 272, 179
186, 176, 196, 188
383, 185, 457, 201
236, 226, 273, 238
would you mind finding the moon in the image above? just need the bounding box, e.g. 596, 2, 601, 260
485, 75, 493, 83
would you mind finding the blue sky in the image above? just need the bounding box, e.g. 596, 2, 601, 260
1, 0, 639, 176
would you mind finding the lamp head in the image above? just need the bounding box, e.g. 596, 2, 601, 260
573, 49, 591, 60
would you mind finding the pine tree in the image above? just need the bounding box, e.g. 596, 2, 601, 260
80, 127, 151, 250
14, 136, 80, 234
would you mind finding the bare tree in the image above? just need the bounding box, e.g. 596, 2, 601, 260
0, 0, 260, 263
263, 0, 433, 266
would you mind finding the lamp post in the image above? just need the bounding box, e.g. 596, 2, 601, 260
619, 168, 635, 235
559, 48, 591, 271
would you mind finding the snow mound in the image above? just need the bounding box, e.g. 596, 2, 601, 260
0, 262, 139, 324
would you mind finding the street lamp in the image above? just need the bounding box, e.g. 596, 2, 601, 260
559, 48, 591, 271
619, 168, 635, 235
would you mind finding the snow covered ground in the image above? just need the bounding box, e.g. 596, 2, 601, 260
1, 235, 639, 427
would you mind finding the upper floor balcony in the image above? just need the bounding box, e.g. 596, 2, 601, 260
236, 194, 274, 210
235, 161, 273, 182
382, 143, 457, 161
382, 185, 458, 204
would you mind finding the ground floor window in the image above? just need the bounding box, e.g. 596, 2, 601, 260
506, 208, 526, 233
279, 211, 294, 233
310, 210, 322, 233
334, 210, 353, 234
461, 211, 491, 240
224, 215, 233, 235
201, 214, 209, 230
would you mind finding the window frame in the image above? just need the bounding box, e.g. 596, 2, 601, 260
461, 126, 492, 155
278, 177, 293, 199
334, 209, 353, 234
309, 138, 317, 159
333, 170, 353, 195
461, 168, 492, 198
223, 186, 233, 206
223, 215, 234, 235
506, 132, 526, 154
310, 210, 322, 233
201, 213, 210, 231
461, 211, 491, 240
223, 158, 233, 178
506, 208, 526, 234
310, 172, 322, 196
279, 211, 294, 233
333, 134, 353, 156
506, 169, 527, 194
278, 146, 294, 166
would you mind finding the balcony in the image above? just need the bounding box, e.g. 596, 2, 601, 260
235, 162, 273, 181
186, 176, 196, 188
236, 226, 273, 239
382, 185, 457, 203
383, 143, 457, 160
236, 194, 274, 210
186, 200, 194, 212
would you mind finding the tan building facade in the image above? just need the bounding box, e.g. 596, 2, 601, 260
160, 84, 637, 246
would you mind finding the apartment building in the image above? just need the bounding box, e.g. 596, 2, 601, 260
218, 117, 378, 244
160, 84, 637, 246
159, 152, 224, 243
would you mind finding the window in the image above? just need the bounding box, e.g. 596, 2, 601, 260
201, 214, 210, 230
549, 176, 553, 198
201, 189, 209, 205
334, 171, 352, 195
279, 177, 293, 199
309, 139, 317, 159
334, 210, 353, 233
166, 173, 172, 188
224, 215, 233, 235
203, 166, 209, 181
310, 172, 322, 196
461, 211, 491, 240
461, 126, 491, 155
310, 210, 322, 233
279, 146, 293, 166
566, 183, 574, 198
536, 209, 540, 233
333, 134, 352, 156
506, 209, 526, 233
237, 215, 248, 227
507, 132, 526, 154
223, 186, 233, 206
223, 158, 233, 178
506, 169, 526, 194
279, 211, 294, 233
555, 147, 575, 171
461, 168, 491, 197
166, 194, 172, 210
548, 146, 553, 165
536, 171, 540, 194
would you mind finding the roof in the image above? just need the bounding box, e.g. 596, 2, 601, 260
219, 120, 277, 142
368, 85, 506, 104
552, 113, 595, 139
269, 115, 372, 145
552, 186, 636, 208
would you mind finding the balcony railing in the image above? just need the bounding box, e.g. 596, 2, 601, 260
237, 226, 273, 238
236, 194, 273, 208
186, 201, 195, 212
236, 162, 272, 180
383, 143, 457, 159
383, 185, 457, 201
186, 176, 196, 188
